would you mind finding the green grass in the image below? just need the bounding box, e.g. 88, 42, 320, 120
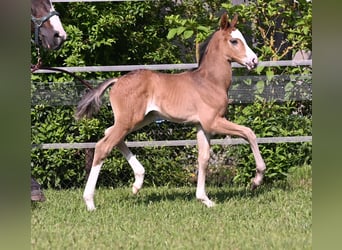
31, 165, 312, 249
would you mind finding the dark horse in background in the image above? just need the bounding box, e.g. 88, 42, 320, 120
31, 0, 67, 201
31, 0, 66, 50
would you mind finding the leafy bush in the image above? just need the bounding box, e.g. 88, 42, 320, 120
31, 100, 312, 188
31, 105, 84, 188
227, 101, 312, 185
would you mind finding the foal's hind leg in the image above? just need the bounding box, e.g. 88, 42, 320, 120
83, 125, 129, 211
117, 141, 145, 194
196, 126, 215, 207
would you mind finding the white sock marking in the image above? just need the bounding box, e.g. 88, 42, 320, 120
83, 163, 102, 211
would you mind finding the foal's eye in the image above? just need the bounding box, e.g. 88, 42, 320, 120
230, 39, 238, 45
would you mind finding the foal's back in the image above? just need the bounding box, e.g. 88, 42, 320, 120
109, 69, 228, 125
110, 70, 198, 122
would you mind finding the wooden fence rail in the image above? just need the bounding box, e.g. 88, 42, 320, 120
32, 136, 312, 150
33, 60, 312, 74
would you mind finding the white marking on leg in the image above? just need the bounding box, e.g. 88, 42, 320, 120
104, 126, 112, 136
117, 142, 145, 194
128, 155, 145, 194
196, 127, 215, 207
83, 163, 102, 211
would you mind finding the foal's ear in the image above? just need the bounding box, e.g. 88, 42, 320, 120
230, 14, 238, 29
220, 12, 229, 30
220, 12, 238, 30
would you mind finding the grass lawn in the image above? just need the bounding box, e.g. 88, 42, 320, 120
31, 165, 311, 249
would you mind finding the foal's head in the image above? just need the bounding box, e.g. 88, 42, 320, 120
214, 13, 258, 70
31, 0, 67, 50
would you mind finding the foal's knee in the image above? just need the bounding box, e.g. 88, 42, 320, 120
198, 150, 210, 167
243, 127, 257, 142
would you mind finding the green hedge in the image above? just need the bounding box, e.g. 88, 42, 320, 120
227, 100, 312, 184
31, 100, 311, 189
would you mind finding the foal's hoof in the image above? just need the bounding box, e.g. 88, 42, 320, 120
200, 199, 215, 208
250, 182, 258, 191
132, 185, 139, 195
250, 178, 262, 191
84, 197, 96, 211
31, 188, 46, 202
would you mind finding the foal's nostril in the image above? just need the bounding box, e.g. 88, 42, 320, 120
252, 57, 258, 65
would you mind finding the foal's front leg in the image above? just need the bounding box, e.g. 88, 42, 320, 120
196, 127, 215, 207
211, 117, 266, 189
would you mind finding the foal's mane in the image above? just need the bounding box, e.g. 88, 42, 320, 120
197, 30, 217, 66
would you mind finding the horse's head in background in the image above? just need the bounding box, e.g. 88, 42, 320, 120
31, 0, 67, 50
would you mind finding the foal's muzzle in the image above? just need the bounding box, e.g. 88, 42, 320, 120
246, 57, 258, 70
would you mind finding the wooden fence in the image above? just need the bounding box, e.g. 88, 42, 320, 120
32, 59, 312, 149
32, 136, 312, 150
33, 60, 312, 73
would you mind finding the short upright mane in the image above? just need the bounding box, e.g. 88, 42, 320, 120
198, 31, 216, 66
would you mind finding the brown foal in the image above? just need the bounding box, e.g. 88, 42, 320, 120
76, 13, 266, 211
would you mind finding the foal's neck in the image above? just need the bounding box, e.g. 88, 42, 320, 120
195, 31, 232, 90
196, 53, 232, 90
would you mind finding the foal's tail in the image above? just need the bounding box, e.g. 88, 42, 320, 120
75, 78, 118, 120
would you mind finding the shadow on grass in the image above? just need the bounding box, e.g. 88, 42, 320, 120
123, 183, 275, 206
31, 166, 311, 210
126, 166, 312, 206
